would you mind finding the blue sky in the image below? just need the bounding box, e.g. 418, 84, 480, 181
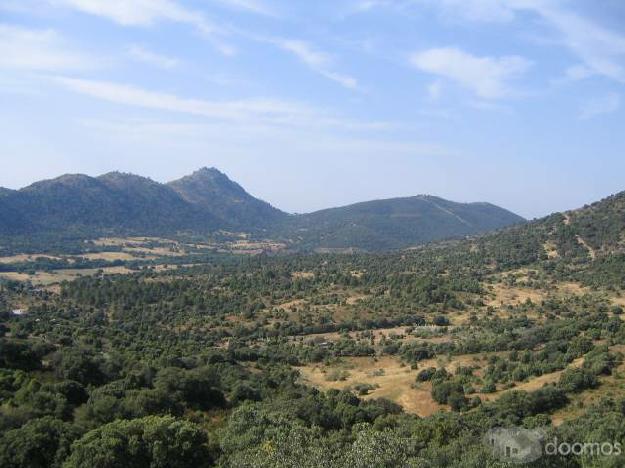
0, 0, 624, 218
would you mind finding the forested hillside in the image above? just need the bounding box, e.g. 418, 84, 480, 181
0, 168, 523, 251
168, 168, 287, 230
279, 195, 524, 250
1, 190, 624, 466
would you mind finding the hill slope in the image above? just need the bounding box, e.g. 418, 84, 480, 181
168, 167, 286, 230
279, 195, 525, 251
0, 169, 525, 249
0, 173, 218, 236
422, 190, 625, 288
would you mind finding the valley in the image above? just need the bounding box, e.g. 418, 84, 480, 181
1, 187, 625, 467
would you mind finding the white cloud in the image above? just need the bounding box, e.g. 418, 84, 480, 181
210, 0, 276, 17
54, 77, 386, 129
127, 45, 179, 69
579, 93, 621, 120
410, 0, 625, 83
276, 39, 330, 68
534, 6, 625, 82
51, 0, 236, 55
0, 24, 94, 71
271, 38, 359, 90
422, 0, 515, 23
52, 0, 207, 28
320, 71, 359, 90
56, 77, 308, 123
352, 0, 514, 21
410, 47, 531, 99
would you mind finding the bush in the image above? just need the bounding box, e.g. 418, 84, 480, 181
558, 368, 598, 393
416, 367, 436, 382
431, 380, 464, 405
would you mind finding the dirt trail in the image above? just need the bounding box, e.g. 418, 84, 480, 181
563, 213, 596, 260
575, 235, 596, 260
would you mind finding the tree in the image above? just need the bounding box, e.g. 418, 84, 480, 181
63, 416, 213, 468
0, 340, 41, 371
558, 368, 598, 393
52, 350, 106, 387
0, 417, 80, 468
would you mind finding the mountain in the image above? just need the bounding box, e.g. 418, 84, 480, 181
168, 167, 286, 230
0, 173, 217, 236
0, 168, 525, 249
279, 195, 525, 251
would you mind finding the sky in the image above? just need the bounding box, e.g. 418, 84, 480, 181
1, 0, 624, 219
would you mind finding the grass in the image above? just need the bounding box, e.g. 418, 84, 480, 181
298, 356, 446, 417
0, 266, 134, 287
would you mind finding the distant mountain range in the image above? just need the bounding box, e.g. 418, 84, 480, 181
0, 168, 525, 250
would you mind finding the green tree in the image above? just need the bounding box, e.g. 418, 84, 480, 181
0, 417, 80, 468
63, 416, 213, 468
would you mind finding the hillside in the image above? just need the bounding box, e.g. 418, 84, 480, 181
280, 195, 525, 251
168, 167, 286, 230
0, 168, 524, 250
0, 173, 218, 236
403, 190, 625, 292
2, 189, 625, 467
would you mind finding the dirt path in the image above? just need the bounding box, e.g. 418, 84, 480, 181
563, 213, 596, 260
563, 213, 571, 225
575, 235, 596, 260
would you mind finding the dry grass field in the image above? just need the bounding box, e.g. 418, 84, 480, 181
79, 252, 145, 261
0, 254, 63, 264
486, 283, 545, 307
298, 353, 503, 417
0, 266, 134, 287
298, 356, 446, 416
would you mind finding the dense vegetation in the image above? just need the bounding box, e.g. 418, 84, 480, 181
0, 168, 523, 251
274, 195, 524, 251
0, 190, 624, 466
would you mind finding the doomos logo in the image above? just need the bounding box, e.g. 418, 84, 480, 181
485, 428, 544, 464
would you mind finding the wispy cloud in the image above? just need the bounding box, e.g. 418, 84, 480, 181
352, 0, 514, 22
52, 0, 208, 28
270, 38, 359, 90
533, 5, 625, 83
210, 0, 277, 17
579, 93, 621, 120
55, 76, 308, 123
127, 45, 179, 69
54, 77, 386, 129
0, 24, 94, 71
408, 0, 625, 83
52, 0, 235, 55
410, 47, 531, 99
421, 0, 515, 23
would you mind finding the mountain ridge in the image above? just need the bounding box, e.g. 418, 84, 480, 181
0, 168, 526, 250
167, 167, 286, 230
280, 194, 525, 250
